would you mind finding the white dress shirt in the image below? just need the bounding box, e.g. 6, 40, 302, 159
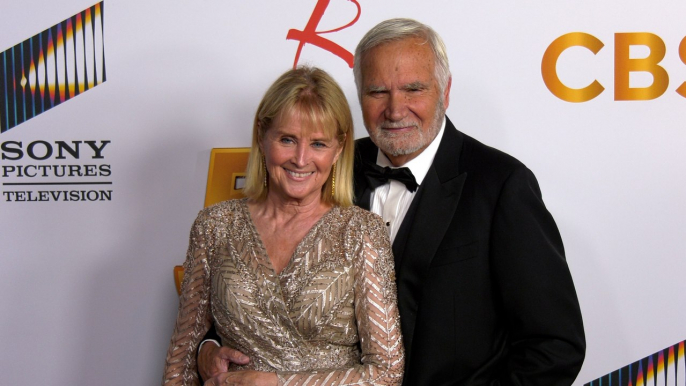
370, 118, 447, 244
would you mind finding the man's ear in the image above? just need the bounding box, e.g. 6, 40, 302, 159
443, 76, 452, 110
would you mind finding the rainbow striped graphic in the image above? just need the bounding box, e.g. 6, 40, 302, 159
586, 340, 685, 386
0, 2, 106, 133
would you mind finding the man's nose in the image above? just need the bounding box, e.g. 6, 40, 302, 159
385, 91, 407, 121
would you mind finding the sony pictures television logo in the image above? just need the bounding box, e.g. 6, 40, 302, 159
1, 140, 113, 202
0, 2, 110, 203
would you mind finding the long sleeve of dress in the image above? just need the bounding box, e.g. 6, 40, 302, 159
162, 215, 213, 386
276, 216, 405, 386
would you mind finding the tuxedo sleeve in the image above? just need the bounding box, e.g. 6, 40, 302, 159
490, 165, 585, 386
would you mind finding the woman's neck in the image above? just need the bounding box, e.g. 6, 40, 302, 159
258, 192, 330, 223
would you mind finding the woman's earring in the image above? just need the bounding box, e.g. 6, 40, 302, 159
262, 157, 268, 188
331, 163, 336, 198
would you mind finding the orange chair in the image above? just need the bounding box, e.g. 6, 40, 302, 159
174, 148, 250, 295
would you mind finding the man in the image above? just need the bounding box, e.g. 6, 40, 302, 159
200, 18, 586, 385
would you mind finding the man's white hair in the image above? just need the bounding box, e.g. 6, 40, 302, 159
353, 18, 451, 101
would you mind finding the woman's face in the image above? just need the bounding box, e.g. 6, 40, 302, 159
260, 110, 342, 205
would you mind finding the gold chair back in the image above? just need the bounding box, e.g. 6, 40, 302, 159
174, 148, 250, 295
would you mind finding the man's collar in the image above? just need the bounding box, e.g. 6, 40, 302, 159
376, 116, 446, 186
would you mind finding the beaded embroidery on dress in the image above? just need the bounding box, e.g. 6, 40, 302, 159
163, 199, 404, 385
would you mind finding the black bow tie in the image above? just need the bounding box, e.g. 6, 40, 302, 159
363, 161, 418, 192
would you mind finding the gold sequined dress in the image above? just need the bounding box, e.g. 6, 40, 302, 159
163, 199, 404, 385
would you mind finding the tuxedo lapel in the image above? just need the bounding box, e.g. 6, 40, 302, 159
353, 137, 379, 210
354, 121, 467, 268
391, 186, 421, 264
392, 119, 467, 356
396, 119, 466, 270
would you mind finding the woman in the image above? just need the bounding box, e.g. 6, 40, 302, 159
162, 66, 404, 385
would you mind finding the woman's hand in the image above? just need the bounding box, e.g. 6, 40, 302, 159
203, 370, 277, 386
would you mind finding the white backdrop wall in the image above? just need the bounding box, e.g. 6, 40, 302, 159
1, 1, 685, 384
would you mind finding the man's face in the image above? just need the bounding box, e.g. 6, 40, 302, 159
360, 37, 451, 166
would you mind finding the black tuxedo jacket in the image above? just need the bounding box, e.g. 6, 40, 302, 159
354, 117, 585, 386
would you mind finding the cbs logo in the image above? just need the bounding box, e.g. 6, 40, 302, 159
542, 32, 686, 102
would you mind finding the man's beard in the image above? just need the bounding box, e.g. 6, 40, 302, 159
369, 99, 445, 157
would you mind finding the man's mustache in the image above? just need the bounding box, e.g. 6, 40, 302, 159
379, 121, 419, 131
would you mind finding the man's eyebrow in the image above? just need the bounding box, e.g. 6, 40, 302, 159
365, 85, 388, 93
402, 81, 428, 90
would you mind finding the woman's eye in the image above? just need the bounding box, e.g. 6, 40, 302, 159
280, 137, 295, 144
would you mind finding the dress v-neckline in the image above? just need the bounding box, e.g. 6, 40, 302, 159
241, 199, 336, 278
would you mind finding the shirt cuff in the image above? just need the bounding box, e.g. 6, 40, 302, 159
198, 339, 220, 353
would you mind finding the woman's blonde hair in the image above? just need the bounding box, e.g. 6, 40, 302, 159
242, 66, 354, 207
